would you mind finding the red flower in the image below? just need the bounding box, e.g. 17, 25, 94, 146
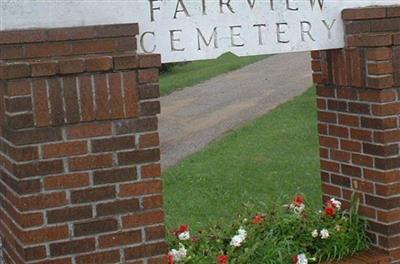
174, 224, 189, 236
293, 195, 305, 206
179, 224, 189, 233
252, 214, 264, 224
217, 254, 229, 264
325, 205, 336, 217
167, 254, 174, 264
293, 255, 298, 264
325, 200, 336, 216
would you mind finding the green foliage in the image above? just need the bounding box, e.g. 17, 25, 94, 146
167, 196, 369, 264
164, 88, 321, 231
159, 53, 267, 95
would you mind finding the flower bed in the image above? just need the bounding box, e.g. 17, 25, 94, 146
167, 195, 371, 264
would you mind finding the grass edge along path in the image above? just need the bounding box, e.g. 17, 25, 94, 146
163, 88, 321, 231
159, 52, 267, 96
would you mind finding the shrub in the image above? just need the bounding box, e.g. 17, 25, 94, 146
160, 62, 191, 73
167, 195, 369, 264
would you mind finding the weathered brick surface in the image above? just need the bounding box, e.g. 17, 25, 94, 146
314, 6, 400, 263
0, 23, 164, 264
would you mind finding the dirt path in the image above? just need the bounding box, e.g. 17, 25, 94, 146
159, 52, 313, 170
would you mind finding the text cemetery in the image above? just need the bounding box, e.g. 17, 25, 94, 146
144, 0, 335, 52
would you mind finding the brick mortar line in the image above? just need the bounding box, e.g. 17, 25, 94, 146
0, 129, 155, 149
0, 136, 158, 164
105, 73, 112, 119
368, 73, 394, 78
3, 105, 34, 118
3, 95, 32, 100
318, 99, 400, 110
28, 233, 164, 264
321, 170, 400, 186
120, 71, 127, 118
0, 183, 62, 214
0, 206, 43, 248
320, 156, 394, 176
321, 168, 400, 200
320, 146, 400, 161
319, 133, 394, 147
45, 78, 53, 127
75, 76, 83, 123
319, 135, 400, 152
0, 191, 163, 239
319, 124, 400, 136
0, 163, 158, 189
367, 60, 393, 64
2, 119, 158, 144
330, 146, 400, 160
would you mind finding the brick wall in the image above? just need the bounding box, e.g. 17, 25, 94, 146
312, 6, 400, 263
0, 24, 166, 263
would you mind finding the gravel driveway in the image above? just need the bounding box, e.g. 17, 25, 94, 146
159, 52, 313, 170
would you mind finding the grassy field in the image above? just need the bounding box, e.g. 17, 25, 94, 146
159, 53, 267, 96
163, 88, 321, 230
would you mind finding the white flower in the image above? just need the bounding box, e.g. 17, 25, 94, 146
230, 227, 247, 247
311, 229, 319, 238
238, 227, 247, 238
330, 198, 342, 210
168, 244, 187, 262
320, 229, 330, 239
293, 203, 305, 214
335, 225, 341, 232
295, 253, 308, 264
230, 235, 244, 247
178, 231, 190, 241
289, 203, 305, 214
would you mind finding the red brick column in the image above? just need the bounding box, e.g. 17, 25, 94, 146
0, 24, 166, 264
312, 6, 400, 262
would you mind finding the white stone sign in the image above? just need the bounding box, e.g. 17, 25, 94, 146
1, 0, 399, 62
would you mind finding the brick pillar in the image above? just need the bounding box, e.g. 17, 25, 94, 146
0, 24, 166, 264
312, 6, 400, 263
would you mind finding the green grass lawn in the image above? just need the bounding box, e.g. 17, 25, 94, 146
159, 53, 267, 96
163, 88, 321, 230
